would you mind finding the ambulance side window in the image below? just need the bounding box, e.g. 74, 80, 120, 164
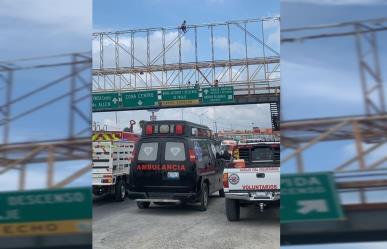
198, 141, 210, 163
208, 142, 217, 159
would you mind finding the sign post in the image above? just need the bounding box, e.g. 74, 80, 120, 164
281, 172, 344, 223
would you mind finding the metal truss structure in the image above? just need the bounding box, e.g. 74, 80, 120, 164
281, 18, 387, 245
282, 115, 387, 173
92, 18, 280, 96
0, 53, 91, 190
281, 18, 387, 174
282, 17, 387, 116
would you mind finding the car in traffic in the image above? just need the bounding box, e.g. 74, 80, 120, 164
128, 120, 226, 211
223, 140, 280, 221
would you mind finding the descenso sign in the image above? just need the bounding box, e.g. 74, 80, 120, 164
0, 187, 92, 236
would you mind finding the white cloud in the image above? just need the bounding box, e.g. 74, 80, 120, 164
267, 26, 280, 51
213, 36, 245, 55
93, 31, 193, 68
93, 104, 272, 134
282, 0, 387, 5
0, 0, 91, 35
282, 60, 363, 104
343, 142, 387, 165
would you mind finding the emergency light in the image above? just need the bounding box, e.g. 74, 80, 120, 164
142, 121, 212, 138
175, 124, 184, 135
145, 123, 186, 135
145, 125, 153, 135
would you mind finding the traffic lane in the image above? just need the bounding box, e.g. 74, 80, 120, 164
93, 195, 279, 249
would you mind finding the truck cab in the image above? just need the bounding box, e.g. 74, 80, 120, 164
129, 120, 225, 211
223, 140, 280, 221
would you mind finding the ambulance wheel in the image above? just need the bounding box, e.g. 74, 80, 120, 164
137, 201, 150, 209
219, 189, 225, 197
198, 182, 209, 211
114, 180, 126, 202
226, 199, 240, 221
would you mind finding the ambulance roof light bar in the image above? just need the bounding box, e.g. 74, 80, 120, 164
142, 120, 212, 138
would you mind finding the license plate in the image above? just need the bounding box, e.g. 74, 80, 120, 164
167, 172, 179, 179
251, 192, 268, 198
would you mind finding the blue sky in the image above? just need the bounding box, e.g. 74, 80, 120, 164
281, 0, 387, 172
282, 0, 387, 120
281, 0, 387, 248
0, 0, 92, 190
94, 0, 279, 31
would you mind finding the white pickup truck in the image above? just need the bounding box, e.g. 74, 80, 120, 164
223, 141, 280, 221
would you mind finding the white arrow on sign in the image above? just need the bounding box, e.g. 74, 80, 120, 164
203, 89, 209, 95
112, 98, 118, 104
138, 100, 143, 106
297, 200, 328, 214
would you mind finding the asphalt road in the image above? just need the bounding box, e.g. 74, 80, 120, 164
93, 193, 279, 249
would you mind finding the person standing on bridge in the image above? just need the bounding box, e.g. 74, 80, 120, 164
195, 81, 200, 89
180, 20, 187, 33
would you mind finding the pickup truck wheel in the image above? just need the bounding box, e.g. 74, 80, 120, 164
114, 180, 126, 202
226, 199, 240, 221
219, 189, 225, 197
198, 182, 209, 211
137, 201, 150, 209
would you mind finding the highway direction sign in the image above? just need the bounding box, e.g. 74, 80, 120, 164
160, 89, 199, 106
281, 172, 344, 223
0, 187, 92, 236
92, 93, 120, 111
122, 90, 158, 108
202, 86, 234, 104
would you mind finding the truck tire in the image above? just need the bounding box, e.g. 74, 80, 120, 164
219, 189, 225, 197
137, 201, 150, 209
198, 182, 209, 211
114, 180, 126, 202
226, 198, 240, 221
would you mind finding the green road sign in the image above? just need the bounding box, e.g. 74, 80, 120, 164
281, 172, 344, 223
122, 90, 158, 108
202, 86, 234, 104
92, 93, 120, 111
160, 89, 199, 106
0, 187, 92, 224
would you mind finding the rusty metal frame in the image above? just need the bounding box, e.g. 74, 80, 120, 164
92, 18, 280, 93
0, 53, 92, 190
